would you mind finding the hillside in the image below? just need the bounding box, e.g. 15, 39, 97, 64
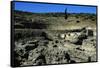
12, 10, 97, 66
14, 10, 96, 30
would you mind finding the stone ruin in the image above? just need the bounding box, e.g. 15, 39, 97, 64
13, 27, 96, 66
58, 27, 94, 45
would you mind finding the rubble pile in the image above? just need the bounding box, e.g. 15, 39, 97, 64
14, 28, 97, 66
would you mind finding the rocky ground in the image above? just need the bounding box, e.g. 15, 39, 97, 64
12, 11, 97, 66
13, 29, 97, 66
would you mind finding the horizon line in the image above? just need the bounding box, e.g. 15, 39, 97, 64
14, 9, 96, 14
